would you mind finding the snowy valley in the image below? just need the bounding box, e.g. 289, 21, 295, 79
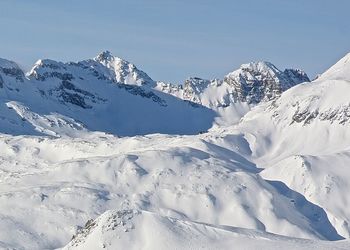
0, 51, 350, 250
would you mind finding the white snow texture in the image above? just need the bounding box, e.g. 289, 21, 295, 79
0, 51, 349, 250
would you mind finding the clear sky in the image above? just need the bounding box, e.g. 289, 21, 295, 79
0, 0, 349, 83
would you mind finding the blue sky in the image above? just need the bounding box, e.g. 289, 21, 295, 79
0, 0, 349, 83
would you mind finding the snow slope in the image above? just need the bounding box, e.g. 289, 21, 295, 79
0, 133, 343, 249
261, 153, 350, 238
318, 52, 350, 81
0, 51, 349, 250
63, 209, 350, 250
221, 52, 350, 239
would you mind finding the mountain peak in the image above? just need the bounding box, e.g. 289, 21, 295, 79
224, 61, 309, 103
239, 61, 279, 73
94, 50, 114, 63
225, 61, 281, 83
32, 58, 65, 69
92, 51, 155, 87
27, 58, 67, 80
94, 50, 127, 65
159, 61, 310, 109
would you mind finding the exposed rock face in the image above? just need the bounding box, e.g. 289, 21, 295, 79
118, 84, 167, 107
290, 102, 350, 125
157, 62, 310, 108
68, 209, 140, 248
27, 54, 164, 109
263, 52, 350, 127
0, 58, 25, 87
0, 74, 3, 88
28, 59, 105, 109
223, 62, 310, 104
156, 81, 183, 96
1, 52, 308, 111
183, 77, 212, 104
283, 68, 310, 86
1, 67, 25, 82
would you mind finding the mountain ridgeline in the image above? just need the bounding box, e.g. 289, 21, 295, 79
0, 51, 309, 137
157, 61, 309, 108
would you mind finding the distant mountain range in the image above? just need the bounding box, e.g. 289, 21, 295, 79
0, 51, 309, 137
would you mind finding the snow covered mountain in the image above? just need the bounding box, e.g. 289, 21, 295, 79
224, 61, 309, 103
156, 61, 309, 108
227, 52, 350, 238
92, 50, 156, 87
0, 52, 217, 137
0, 51, 309, 137
1, 51, 350, 250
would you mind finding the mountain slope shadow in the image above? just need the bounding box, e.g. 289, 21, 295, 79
88, 87, 218, 137
267, 180, 344, 241
0, 85, 217, 137
201, 140, 259, 172
0, 54, 217, 137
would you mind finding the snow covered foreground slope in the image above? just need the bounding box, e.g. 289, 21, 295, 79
63, 209, 350, 250
0, 133, 346, 250
1, 52, 350, 250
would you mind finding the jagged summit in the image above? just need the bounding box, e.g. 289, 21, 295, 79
26, 51, 155, 87
0, 52, 216, 137
238, 61, 279, 74
224, 61, 310, 103
92, 50, 155, 87
94, 50, 114, 63
157, 61, 310, 109
183, 77, 213, 104
12, 53, 310, 109
0, 52, 312, 136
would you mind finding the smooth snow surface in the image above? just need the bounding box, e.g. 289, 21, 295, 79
0, 52, 349, 249
318, 52, 350, 81
63, 209, 350, 250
